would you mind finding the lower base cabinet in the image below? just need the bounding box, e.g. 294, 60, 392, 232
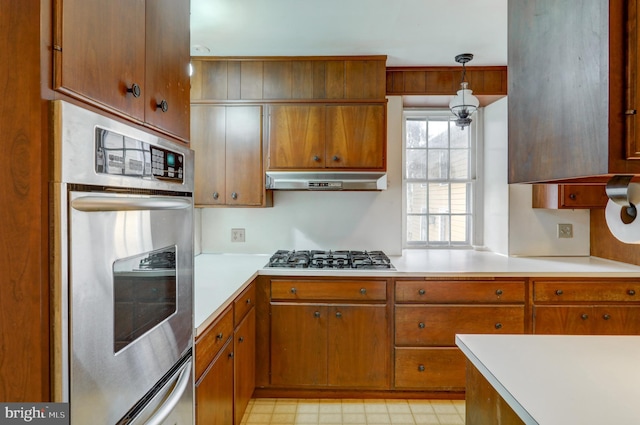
196, 338, 234, 424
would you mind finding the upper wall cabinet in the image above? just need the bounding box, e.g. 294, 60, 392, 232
54, 0, 190, 142
191, 57, 387, 102
508, 0, 640, 183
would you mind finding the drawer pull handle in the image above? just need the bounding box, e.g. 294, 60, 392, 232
314, 311, 321, 318
603, 314, 611, 320
229, 352, 234, 359
555, 289, 564, 296
495, 289, 503, 296
581, 314, 589, 320
360, 288, 367, 295
216, 333, 224, 340
238, 336, 244, 343
628, 289, 636, 296
495, 323, 503, 330
418, 364, 425, 372
418, 322, 425, 329
246, 298, 251, 304
418, 289, 426, 295
336, 312, 342, 318
290, 288, 297, 294
569, 193, 577, 200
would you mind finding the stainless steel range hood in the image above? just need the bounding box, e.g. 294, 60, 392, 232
266, 171, 387, 191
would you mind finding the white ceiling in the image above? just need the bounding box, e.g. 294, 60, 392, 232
190, 0, 508, 67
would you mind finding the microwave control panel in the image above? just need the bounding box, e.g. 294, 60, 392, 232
95, 128, 184, 183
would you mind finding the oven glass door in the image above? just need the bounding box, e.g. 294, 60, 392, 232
68, 191, 193, 425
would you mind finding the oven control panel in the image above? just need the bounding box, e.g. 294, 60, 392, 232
95, 128, 184, 183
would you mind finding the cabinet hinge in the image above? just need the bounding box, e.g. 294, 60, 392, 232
625, 109, 637, 115
53, 45, 62, 52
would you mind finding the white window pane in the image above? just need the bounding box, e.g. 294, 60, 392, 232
450, 149, 470, 179
428, 183, 449, 214
406, 149, 427, 179
428, 215, 449, 243
428, 119, 449, 148
451, 215, 469, 243
407, 215, 427, 242
450, 121, 469, 148
450, 183, 470, 214
427, 149, 448, 179
406, 119, 427, 148
407, 183, 427, 214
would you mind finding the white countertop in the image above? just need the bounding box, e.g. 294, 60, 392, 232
194, 250, 640, 334
456, 334, 640, 425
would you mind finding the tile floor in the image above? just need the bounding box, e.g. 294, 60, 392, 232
240, 398, 465, 425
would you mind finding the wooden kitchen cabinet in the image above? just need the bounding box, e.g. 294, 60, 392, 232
508, 0, 640, 183
268, 279, 390, 389
268, 104, 386, 170
191, 105, 272, 206
532, 279, 640, 335
234, 308, 255, 425
532, 184, 609, 209
394, 279, 526, 390
54, 0, 190, 142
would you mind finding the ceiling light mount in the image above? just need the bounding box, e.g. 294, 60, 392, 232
450, 53, 480, 129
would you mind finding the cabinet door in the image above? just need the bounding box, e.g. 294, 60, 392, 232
328, 304, 389, 388
533, 306, 592, 335
55, 0, 145, 120
191, 105, 226, 206
145, 0, 190, 140
225, 106, 264, 205
591, 306, 640, 335
195, 338, 234, 425
270, 304, 328, 386
268, 105, 326, 168
234, 308, 255, 425
326, 105, 386, 169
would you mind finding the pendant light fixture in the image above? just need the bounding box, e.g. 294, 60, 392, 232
449, 53, 480, 129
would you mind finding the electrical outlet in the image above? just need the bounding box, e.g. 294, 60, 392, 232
231, 228, 245, 243
558, 223, 573, 239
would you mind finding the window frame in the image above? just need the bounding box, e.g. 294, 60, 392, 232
401, 108, 484, 249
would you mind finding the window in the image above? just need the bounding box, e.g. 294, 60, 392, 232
403, 110, 479, 248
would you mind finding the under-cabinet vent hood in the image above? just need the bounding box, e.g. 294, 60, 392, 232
265, 171, 387, 191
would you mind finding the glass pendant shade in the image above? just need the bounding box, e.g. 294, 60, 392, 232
449, 81, 479, 128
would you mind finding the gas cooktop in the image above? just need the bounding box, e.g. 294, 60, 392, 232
265, 250, 395, 270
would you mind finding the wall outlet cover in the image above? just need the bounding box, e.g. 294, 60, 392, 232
557, 223, 573, 239
231, 228, 245, 242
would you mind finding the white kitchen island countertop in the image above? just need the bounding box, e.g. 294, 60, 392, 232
194, 250, 640, 334
455, 334, 640, 425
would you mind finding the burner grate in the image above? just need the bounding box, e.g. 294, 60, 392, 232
266, 250, 394, 270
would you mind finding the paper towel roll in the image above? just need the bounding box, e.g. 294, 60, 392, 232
605, 182, 640, 244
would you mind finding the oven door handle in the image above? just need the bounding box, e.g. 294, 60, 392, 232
71, 196, 191, 212
144, 359, 192, 425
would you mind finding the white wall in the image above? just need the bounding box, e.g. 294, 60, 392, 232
199, 96, 404, 255
482, 97, 591, 256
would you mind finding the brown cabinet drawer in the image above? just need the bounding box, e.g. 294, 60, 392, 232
234, 283, 256, 326
271, 279, 387, 301
395, 280, 525, 304
394, 347, 466, 390
195, 305, 233, 381
532, 184, 608, 209
534, 281, 640, 302
534, 305, 640, 335
395, 305, 525, 346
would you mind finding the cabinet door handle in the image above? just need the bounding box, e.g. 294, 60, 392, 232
313, 155, 321, 162
216, 332, 224, 340
228, 352, 234, 359
628, 289, 636, 296
314, 311, 320, 318
332, 155, 340, 162
336, 312, 342, 318
126, 83, 141, 98
418, 289, 426, 296
246, 298, 252, 304
360, 288, 367, 295
156, 99, 169, 112
495, 289, 503, 296
231, 192, 238, 200
418, 322, 425, 329
290, 287, 297, 294
212, 192, 219, 200
238, 336, 244, 343
418, 364, 425, 372
603, 314, 611, 320
494, 323, 503, 329
555, 289, 564, 296
581, 313, 589, 320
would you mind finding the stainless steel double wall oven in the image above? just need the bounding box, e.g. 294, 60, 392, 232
51, 100, 194, 424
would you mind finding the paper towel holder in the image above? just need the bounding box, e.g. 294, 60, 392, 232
606, 175, 638, 224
